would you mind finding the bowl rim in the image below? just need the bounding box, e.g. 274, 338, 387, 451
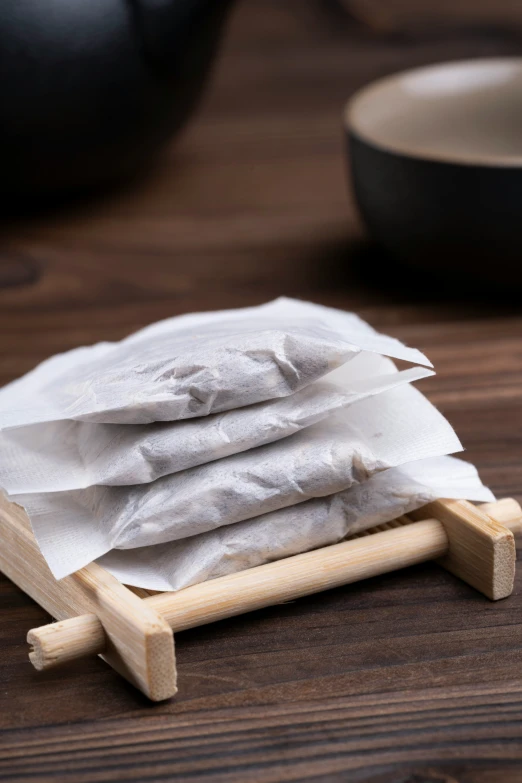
344, 57, 522, 168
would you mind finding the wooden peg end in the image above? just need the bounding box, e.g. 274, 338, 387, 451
410, 498, 516, 600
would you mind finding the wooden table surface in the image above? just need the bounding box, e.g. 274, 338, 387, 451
2, 2, 522, 780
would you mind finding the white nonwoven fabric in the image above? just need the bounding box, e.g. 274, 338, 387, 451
0, 354, 433, 494
98, 456, 495, 591
14, 381, 462, 579
0, 298, 431, 427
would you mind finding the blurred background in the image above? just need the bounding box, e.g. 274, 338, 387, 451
1, 0, 522, 384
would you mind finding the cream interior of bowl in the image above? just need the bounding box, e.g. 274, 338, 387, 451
346, 59, 522, 165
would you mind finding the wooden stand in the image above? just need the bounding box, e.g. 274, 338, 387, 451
0, 493, 520, 701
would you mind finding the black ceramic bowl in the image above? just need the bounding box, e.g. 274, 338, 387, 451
345, 59, 522, 287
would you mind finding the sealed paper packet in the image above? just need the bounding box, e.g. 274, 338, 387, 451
0, 298, 431, 428
0, 354, 432, 493
0, 298, 491, 593
14, 380, 462, 578
98, 456, 495, 592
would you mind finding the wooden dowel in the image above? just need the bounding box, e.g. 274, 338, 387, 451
26, 498, 521, 673
147, 517, 447, 629
31, 517, 446, 670
29, 517, 448, 670
28, 615, 106, 670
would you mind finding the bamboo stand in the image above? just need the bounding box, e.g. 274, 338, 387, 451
0, 493, 520, 701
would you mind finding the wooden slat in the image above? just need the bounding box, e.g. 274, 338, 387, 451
410, 499, 516, 600
0, 495, 176, 701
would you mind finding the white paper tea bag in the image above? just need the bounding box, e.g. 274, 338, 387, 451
98, 456, 495, 591
0, 298, 430, 428
15, 381, 462, 578
0, 354, 433, 493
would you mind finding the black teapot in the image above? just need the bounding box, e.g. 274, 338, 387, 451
0, 0, 234, 194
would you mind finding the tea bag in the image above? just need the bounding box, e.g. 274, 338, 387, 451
98, 456, 495, 591
0, 298, 430, 428
14, 381, 462, 578
0, 354, 433, 494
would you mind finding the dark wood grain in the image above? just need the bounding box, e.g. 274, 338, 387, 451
2, 1, 522, 780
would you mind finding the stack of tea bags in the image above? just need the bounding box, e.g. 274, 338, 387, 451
0, 298, 494, 590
